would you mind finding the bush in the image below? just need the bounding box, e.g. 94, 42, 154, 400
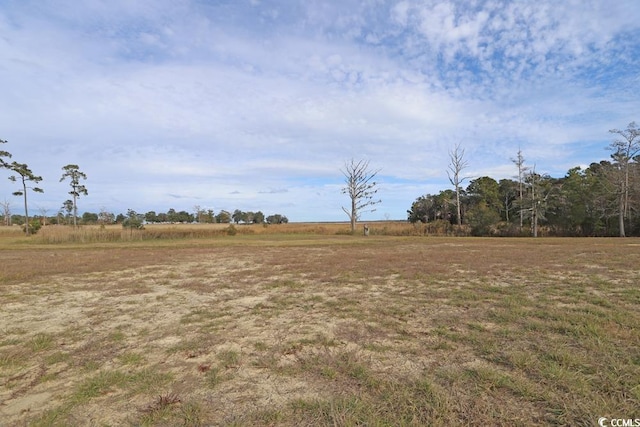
23, 219, 42, 235
466, 204, 501, 236
226, 225, 237, 236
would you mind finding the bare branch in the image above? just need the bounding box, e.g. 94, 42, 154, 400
447, 143, 469, 226
341, 159, 382, 232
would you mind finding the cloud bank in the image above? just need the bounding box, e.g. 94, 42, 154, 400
1, 0, 638, 221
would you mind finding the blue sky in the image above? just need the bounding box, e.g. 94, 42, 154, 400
1, 0, 639, 222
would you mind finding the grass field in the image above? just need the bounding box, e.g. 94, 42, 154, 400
0, 224, 639, 426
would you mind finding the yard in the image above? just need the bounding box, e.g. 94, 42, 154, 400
1, 228, 639, 425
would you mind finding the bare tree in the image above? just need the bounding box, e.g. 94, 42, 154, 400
529, 166, 540, 238
341, 159, 381, 233
608, 122, 640, 237
60, 164, 88, 228
1, 142, 14, 227
37, 206, 49, 227
447, 143, 469, 226
8, 161, 44, 235
511, 148, 529, 230
1, 199, 11, 226
98, 207, 115, 225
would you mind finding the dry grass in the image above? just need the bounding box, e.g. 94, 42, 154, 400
30, 221, 433, 244
0, 232, 639, 426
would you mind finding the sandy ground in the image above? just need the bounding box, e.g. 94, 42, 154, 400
2, 239, 639, 425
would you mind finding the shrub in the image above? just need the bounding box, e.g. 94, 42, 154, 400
23, 219, 42, 235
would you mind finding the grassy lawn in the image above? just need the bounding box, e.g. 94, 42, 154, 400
0, 227, 639, 425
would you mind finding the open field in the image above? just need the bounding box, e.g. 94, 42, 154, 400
1, 228, 639, 425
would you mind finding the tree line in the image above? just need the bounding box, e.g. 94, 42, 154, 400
3, 207, 288, 228
117, 208, 288, 229
4, 121, 639, 237
406, 122, 640, 237
1, 139, 288, 233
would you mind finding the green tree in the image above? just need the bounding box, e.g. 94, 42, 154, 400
0, 139, 11, 168
82, 212, 98, 224
435, 189, 456, 223
8, 162, 44, 235
266, 214, 288, 224
175, 210, 193, 223
216, 210, 231, 223
167, 208, 178, 223
232, 209, 244, 224
60, 164, 88, 228
466, 177, 500, 211
465, 177, 501, 236
204, 209, 215, 223
144, 211, 158, 223
252, 211, 265, 224
123, 209, 144, 229
62, 199, 74, 225
341, 158, 381, 233
466, 203, 500, 236
407, 195, 434, 223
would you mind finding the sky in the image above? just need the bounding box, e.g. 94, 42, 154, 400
1, 0, 639, 222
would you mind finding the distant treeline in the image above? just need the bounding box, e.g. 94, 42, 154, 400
4, 208, 289, 228
408, 161, 640, 237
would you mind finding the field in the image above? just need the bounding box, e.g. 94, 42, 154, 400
0, 224, 639, 426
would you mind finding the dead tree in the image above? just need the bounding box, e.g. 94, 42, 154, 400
341, 159, 381, 233
447, 143, 469, 226
608, 122, 640, 237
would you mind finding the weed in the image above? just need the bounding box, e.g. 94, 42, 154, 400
0, 337, 21, 347
72, 370, 129, 403
119, 352, 145, 366
218, 349, 241, 368
30, 333, 54, 352
205, 366, 224, 388
45, 351, 70, 365
253, 341, 268, 351
107, 330, 126, 343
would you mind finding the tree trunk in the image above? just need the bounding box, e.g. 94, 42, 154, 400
73, 193, 78, 228
619, 194, 626, 237
22, 180, 29, 236
350, 197, 356, 232
455, 188, 462, 226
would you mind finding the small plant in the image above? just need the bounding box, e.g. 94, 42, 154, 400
218, 349, 240, 368
205, 366, 223, 388
142, 393, 182, 413
23, 219, 42, 235
30, 333, 54, 352
119, 352, 145, 366
108, 330, 126, 343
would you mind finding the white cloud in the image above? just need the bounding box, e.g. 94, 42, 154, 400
1, 0, 639, 221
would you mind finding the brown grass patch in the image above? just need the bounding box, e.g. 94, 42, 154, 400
0, 234, 638, 425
